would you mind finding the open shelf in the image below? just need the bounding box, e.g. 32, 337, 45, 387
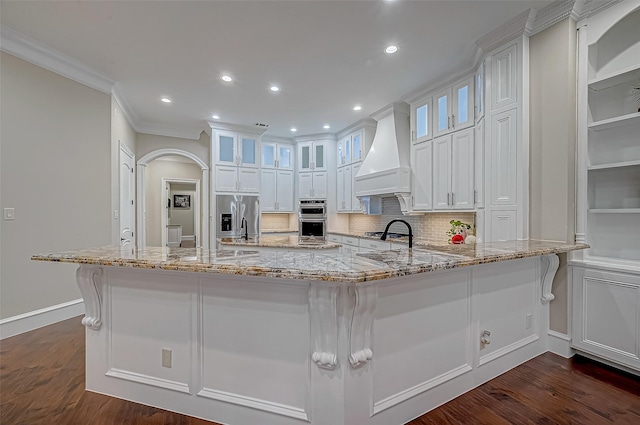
588, 160, 640, 171
588, 65, 640, 91
589, 208, 640, 214
589, 111, 640, 131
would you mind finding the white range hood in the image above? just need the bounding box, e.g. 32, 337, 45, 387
354, 101, 412, 212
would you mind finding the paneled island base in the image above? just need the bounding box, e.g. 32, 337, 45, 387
73, 254, 559, 425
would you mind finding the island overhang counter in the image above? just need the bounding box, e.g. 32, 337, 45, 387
33, 240, 586, 425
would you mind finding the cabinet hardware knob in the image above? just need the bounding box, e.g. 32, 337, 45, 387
481, 330, 491, 345
452, 114, 455, 128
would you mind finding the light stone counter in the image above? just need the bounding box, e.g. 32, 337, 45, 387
218, 235, 341, 250
33, 240, 587, 283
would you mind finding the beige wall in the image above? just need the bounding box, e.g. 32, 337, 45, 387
145, 159, 202, 246
0, 52, 111, 319
137, 132, 209, 167
170, 184, 196, 236
529, 19, 577, 333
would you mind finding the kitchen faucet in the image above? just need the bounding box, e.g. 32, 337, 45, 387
241, 217, 248, 241
381, 219, 413, 249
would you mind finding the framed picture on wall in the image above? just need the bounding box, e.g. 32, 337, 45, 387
173, 194, 191, 209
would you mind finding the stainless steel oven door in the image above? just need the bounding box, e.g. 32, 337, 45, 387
299, 205, 326, 216
299, 219, 326, 240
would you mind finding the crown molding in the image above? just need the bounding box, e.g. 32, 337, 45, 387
112, 83, 140, 132
0, 25, 115, 94
138, 121, 204, 141
293, 133, 337, 143
476, 9, 537, 54
336, 118, 377, 139
207, 121, 269, 136
530, 0, 579, 35
262, 135, 295, 144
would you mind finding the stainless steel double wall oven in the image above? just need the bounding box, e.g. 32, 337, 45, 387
298, 200, 326, 242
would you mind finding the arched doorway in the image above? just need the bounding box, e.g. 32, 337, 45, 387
137, 148, 210, 250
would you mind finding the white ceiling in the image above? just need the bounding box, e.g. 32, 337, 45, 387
0, 0, 554, 139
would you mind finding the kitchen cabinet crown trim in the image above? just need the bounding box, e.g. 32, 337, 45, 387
208, 121, 268, 136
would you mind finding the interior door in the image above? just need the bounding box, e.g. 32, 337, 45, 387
119, 145, 135, 246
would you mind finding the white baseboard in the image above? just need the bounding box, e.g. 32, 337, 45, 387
547, 330, 575, 358
0, 299, 84, 339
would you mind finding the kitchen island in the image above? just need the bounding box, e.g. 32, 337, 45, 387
33, 240, 586, 425
217, 234, 341, 253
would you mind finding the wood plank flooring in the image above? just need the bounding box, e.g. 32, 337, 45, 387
1, 317, 639, 425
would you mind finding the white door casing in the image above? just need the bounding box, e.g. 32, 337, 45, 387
119, 143, 135, 247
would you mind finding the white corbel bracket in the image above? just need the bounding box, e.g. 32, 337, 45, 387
309, 283, 339, 370
349, 284, 377, 368
540, 254, 559, 304
76, 266, 103, 330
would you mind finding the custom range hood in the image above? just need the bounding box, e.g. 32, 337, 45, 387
354, 101, 413, 213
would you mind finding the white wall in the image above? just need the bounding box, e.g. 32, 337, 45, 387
145, 159, 202, 246
0, 52, 111, 319
137, 132, 209, 167
529, 19, 577, 334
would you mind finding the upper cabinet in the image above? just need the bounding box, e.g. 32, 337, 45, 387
433, 77, 474, 138
262, 141, 293, 169
215, 131, 259, 168
491, 44, 517, 111
338, 130, 363, 166
475, 60, 485, 122
410, 96, 432, 144
433, 128, 475, 210
298, 141, 327, 172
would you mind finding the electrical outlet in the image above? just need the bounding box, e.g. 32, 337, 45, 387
162, 348, 172, 368
526, 314, 533, 329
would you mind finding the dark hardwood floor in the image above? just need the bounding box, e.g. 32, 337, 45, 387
1, 317, 639, 425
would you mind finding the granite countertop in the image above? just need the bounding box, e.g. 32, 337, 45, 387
218, 235, 341, 250
32, 240, 588, 283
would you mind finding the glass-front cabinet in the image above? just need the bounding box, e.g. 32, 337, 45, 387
337, 131, 363, 166
433, 77, 474, 138
262, 142, 293, 169
215, 131, 259, 168
298, 141, 326, 172
411, 96, 432, 144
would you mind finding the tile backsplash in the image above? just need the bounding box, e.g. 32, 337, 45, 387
349, 198, 475, 243
261, 213, 293, 231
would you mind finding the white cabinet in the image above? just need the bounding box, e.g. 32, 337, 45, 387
351, 162, 361, 211
338, 131, 363, 166
572, 267, 640, 372
262, 142, 293, 170
411, 96, 432, 144
474, 118, 485, 208
412, 141, 433, 211
489, 210, 516, 241
167, 224, 182, 248
299, 171, 327, 199
491, 44, 517, 111
433, 77, 474, 138
261, 169, 293, 212
433, 128, 475, 210
215, 131, 259, 168
475, 60, 486, 122
298, 141, 327, 172
337, 166, 352, 212
489, 108, 517, 206
213, 129, 261, 193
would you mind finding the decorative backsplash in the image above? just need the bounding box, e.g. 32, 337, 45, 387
349, 198, 475, 243
261, 213, 293, 231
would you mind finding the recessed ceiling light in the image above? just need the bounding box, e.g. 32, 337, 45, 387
212, 115, 220, 120
270, 85, 280, 92
353, 105, 362, 111
161, 97, 172, 103
385, 45, 398, 54
221, 75, 233, 82
323, 124, 331, 129
290, 127, 297, 132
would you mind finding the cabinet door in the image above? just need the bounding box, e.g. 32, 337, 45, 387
452, 77, 474, 131
261, 169, 277, 211
240, 136, 258, 167
298, 143, 312, 171
490, 109, 517, 206
298, 172, 313, 198
413, 141, 433, 210
314, 143, 326, 171
277, 170, 294, 212
337, 138, 346, 167
278, 145, 293, 170
491, 44, 517, 111
572, 268, 640, 371
337, 167, 346, 211
261, 142, 277, 168
215, 165, 238, 192
216, 133, 237, 166
351, 162, 361, 211
312, 171, 328, 198
238, 167, 260, 193
451, 128, 474, 209
412, 97, 432, 144
474, 118, 485, 208
352, 132, 363, 163
433, 135, 452, 209
489, 210, 516, 241
344, 165, 352, 211
434, 88, 451, 138
475, 61, 485, 122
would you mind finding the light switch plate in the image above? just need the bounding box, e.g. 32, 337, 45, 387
3, 208, 15, 220
162, 348, 172, 368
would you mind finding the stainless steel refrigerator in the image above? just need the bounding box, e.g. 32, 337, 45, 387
215, 195, 260, 239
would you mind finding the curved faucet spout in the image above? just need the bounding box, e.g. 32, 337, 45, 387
380, 219, 413, 249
